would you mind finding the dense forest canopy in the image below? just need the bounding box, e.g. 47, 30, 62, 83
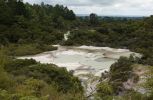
0, 0, 76, 45
0, 0, 153, 100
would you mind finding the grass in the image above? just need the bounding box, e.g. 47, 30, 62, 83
3, 44, 57, 56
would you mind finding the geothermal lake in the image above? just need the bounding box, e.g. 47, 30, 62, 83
18, 45, 139, 76
18, 45, 140, 96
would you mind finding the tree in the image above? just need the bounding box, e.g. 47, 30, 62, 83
89, 13, 99, 25
15, 0, 30, 17
0, 0, 13, 24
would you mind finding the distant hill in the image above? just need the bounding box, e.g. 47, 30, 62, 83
77, 14, 145, 20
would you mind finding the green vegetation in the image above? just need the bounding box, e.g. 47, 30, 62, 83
0, 50, 85, 100
109, 56, 135, 93
0, 0, 77, 56
0, 1, 86, 99
95, 56, 148, 100
3, 44, 57, 56
1, 0, 153, 99
64, 16, 153, 66
143, 66, 153, 100
95, 82, 113, 100
89, 13, 99, 26
4, 59, 83, 93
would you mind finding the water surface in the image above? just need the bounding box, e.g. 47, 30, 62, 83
18, 45, 140, 96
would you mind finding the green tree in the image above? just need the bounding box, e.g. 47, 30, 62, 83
89, 13, 99, 25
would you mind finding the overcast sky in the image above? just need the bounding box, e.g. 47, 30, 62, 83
24, 0, 153, 16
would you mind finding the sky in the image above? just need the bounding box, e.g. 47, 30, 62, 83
24, 0, 153, 16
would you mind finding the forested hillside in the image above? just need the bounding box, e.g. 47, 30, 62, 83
64, 15, 153, 66
0, 0, 76, 45
0, 0, 85, 99
1, 0, 153, 100
0, 0, 78, 56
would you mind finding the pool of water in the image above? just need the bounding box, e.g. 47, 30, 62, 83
18, 45, 140, 96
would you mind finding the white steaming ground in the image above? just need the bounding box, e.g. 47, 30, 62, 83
18, 45, 140, 76
18, 45, 141, 96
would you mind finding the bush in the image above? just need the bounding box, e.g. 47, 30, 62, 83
4, 44, 57, 56
109, 56, 136, 94
96, 82, 113, 99
4, 59, 83, 93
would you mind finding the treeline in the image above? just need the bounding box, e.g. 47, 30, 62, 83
1, 0, 153, 99
0, 1, 86, 100
64, 14, 153, 66
0, 0, 79, 56
62, 14, 153, 99
0, 0, 76, 46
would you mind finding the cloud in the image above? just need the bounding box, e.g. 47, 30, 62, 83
25, 0, 122, 6
24, 0, 153, 16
